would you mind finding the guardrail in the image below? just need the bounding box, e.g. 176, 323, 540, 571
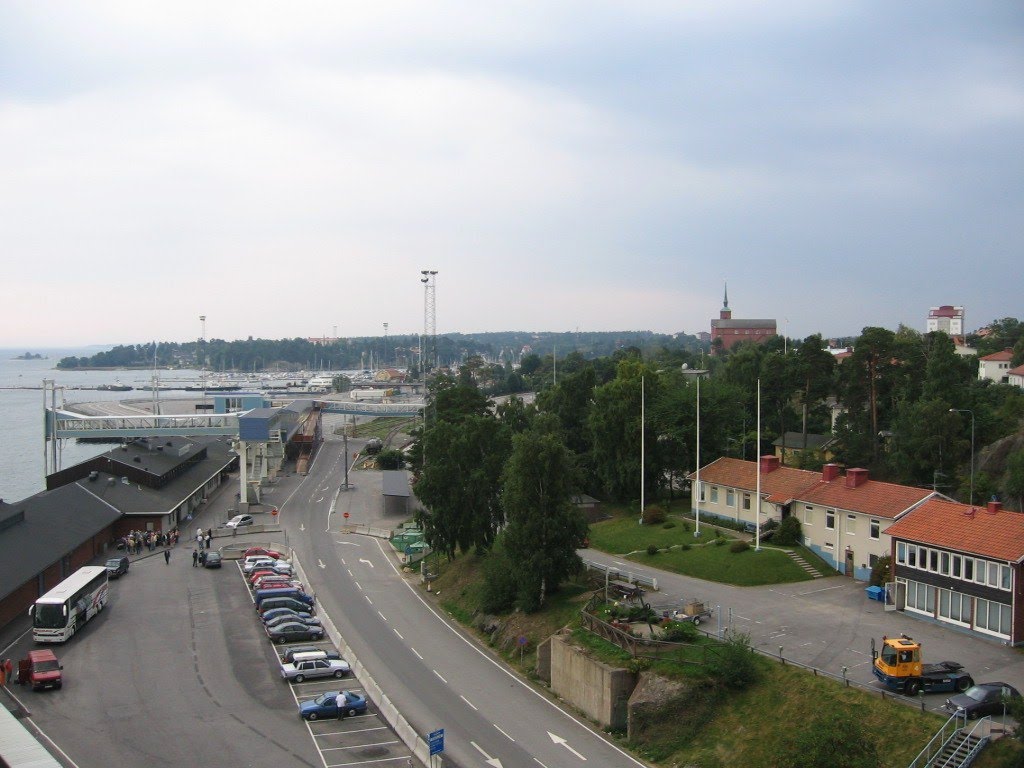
582, 558, 658, 591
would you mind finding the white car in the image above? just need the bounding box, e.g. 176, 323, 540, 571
225, 514, 254, 528
281, 658, 351, 683
243, 557, 288, 574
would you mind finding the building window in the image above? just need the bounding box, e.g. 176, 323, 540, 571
988, 564, 999, 587
976, 560, 987, 584
804, 506, 813, 525
710, 486, 718, 503
699, 483, 706, 502
964, 558, 973, 581
906, 545, 916, 568
896, 542, 907, 565
869, 553, 879, 567
976, 597, 1012, 638
845, 514, 856, 535
742, 493, 751, 511
869, 519, 880, 540
1001, 564, 1011, 591
952, 555, 961, 578
940, 552, 950, 576
938, 589, 970, 625
905, 580, 935, 615
825, 510, 835, 530
726, 490, 735, 507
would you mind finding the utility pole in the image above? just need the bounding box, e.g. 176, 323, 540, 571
421, 270, 438, 375
383, 322, 389, 369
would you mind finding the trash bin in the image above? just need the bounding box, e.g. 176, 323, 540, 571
865, 585, 884, 602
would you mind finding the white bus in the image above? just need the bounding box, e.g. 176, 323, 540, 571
30, 566, 109, 643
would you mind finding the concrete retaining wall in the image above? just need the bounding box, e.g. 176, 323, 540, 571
549, 632, 637, 730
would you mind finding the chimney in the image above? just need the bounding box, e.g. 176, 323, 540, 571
846, 468, 869, 488
822, 464, 841, 482
760, 455, 780, 474
986, 501, 1002, 515
962, 506, 976, 519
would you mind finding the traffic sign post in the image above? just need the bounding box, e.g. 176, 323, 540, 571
343, 512, 350, 520
428, 728, 444, 759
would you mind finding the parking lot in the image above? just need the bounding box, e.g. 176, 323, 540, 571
0, 540, 413, 768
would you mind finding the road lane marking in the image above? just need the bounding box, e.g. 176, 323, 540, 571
534, 760, 552, 768
378, 611, 387, 621
355, 581, 363, 590
460, 694, 478, 710
359, 558, 375, 568
393, 628, 404, 640
373, 538, 648, 767
433, 670, 448, 683
549, 731, 586, 759
365, 595, 373, 605
495, 724, 515, 742
412, 648, 424, 660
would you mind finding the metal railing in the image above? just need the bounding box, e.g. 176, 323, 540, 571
582, 558, 658, 591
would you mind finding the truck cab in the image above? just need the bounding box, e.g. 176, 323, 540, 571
872, 634, 972, 696
18, 649, 63, 691
876, 636, 922, 679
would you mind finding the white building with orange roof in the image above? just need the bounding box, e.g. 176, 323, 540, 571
978, 348, 1014, 383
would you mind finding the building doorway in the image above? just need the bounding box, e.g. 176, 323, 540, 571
845, 549, 854, 576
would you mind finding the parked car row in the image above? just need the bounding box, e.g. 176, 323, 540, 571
237, 546, 368, 721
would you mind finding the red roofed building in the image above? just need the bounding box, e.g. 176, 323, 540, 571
688, 455, 821, 532
796, 464, 936, 579
709, 285, 776, 353
979, 349, 1014, 383
886, 498, 1024, 644
1008, 364, 1024, 390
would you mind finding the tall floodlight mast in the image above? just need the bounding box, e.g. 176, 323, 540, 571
421, 270, 438, 374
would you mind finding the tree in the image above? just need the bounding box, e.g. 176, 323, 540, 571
794, 334, 836, 448
1005, 449, 1024, 513
415, 415, 509, 559
499, 419, 588, 611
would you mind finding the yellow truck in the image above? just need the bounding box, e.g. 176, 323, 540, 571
871, 634, 973, 696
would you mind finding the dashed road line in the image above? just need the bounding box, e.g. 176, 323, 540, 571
495, 724, 515, 742
393, 629, 404, 640
412, 648, 424, 660
433, 670, 448, 683
460, 694, 477, 710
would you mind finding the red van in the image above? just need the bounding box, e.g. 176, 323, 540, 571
18, 649, 63, 691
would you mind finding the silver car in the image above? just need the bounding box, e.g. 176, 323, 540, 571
281, 658, 352, 683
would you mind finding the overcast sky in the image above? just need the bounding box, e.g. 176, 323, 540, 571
1, 2, 1021, 348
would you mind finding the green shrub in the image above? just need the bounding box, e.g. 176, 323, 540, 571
729, 540, 750, 553
642, 506, 667, 525
714, 536, 726, 546
659, 621, 699, 642
680, 543, 691, 551
375, 448, 405, 470
647, 544, 659, 555
774, 516, 802, 546
479, 545, 517, 613
869, 555, 892, 587
681, 521, 691, 532
662, 521, 676, 529
706, 632, 761, 689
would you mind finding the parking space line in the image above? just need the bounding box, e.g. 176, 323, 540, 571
326, 757, 415, 767
322, 740, 400, 752
314, 725, 388, 737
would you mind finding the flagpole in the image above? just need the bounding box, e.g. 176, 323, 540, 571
639, 375, 645, 525
694, 375, 701, 537
755, 378, 762, 552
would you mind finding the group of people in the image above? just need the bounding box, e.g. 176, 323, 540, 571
119, 529, 181, 554
195, 528, 213, 550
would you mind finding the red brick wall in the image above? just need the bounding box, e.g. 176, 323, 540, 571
0, 578, 39, 631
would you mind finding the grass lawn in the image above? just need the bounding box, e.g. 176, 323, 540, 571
588, 512, 831, 585
339, 416, 416, 440
630, 543, 813, 586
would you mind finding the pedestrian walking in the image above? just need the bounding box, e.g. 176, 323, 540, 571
164, 548, 170, 565
199, 550, 207, 566
205, 532, 212, 549
192, 549, 199, 567
1, 658, 11, 685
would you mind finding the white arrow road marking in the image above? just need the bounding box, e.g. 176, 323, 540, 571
548, 732, 586, 760
471, 741, 504, 768
317, 559, 326, 570
358, 558, 375, 568
299, 523, 305, 532
334, 540, 360, 546
316, 496, 324, 503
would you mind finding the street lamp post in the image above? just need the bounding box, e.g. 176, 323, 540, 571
949, 408, 975, 506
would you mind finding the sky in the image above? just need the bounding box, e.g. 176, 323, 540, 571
1, 2, 1021, 348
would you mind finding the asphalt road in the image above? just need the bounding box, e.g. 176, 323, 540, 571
283, 428, 651, 768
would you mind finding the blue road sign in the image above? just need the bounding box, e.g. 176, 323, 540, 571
428, 728, 445, 756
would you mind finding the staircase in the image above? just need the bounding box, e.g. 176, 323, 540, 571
908, 715, 992, 768
927, 729, 988, 768
784, 549, 824, 578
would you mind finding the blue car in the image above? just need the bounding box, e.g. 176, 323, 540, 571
299, 690, 367, 721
